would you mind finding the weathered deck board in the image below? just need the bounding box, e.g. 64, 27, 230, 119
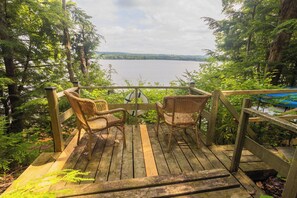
3, 152, 60, 194
55, 169, 244, 197
174, 132, 204, 171
132, 125, 146, 178
80, 133, 107, 184
95, 129, 117, 182
181, 131, 214, 170
77, 176, 239, 198
108, 130, 124, 181
213, 144, 277, 180
155, 125, 182, 175
121, 125, 133, 179
210, 145, 264, 197
147, 125, 171, 175
5, 124, 272, 197
174, 187, 251, 198
185, 130, 225, 169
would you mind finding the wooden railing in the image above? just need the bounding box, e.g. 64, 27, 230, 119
230, 98, 297, 198
45, 82, 211, 152
206, 89, 297, 146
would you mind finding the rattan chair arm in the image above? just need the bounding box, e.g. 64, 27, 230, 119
87, 116, 108, 122
95, 108, 127, 122
156, 101, 165, 117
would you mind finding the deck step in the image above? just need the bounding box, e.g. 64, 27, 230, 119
55, 169, 251, 197
3, 152, 60, 195
211, 145, 277, 180
276, 146, 296, 162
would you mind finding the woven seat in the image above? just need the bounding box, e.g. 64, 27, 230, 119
64, 91, 126, 159
156, 95, 210, 151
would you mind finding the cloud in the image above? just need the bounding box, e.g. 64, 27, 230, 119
72, 0, 223, 55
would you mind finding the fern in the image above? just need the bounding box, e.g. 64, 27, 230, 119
1, 169, 94, 198
0, 117, 38, 172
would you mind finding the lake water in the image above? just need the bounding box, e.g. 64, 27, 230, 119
99, 59, 203, 85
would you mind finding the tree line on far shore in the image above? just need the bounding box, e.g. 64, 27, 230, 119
98, 52, 207, 62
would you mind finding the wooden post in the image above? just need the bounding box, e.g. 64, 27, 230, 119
135, 88, 138, 117
206, 90, 220, 146
230, 99, 251, 172
282, 148, 297, 198
72, 81, 80, 95
189, 82, 195, 95
45, 87, 64, 152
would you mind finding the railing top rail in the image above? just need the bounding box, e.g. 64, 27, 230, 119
79, 85, 189, 90
189, 87, 212, 96
222, 89, 297, 96
56, 87, 79, 98
244, 107, 297, 134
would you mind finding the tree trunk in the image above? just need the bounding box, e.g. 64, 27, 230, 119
0, 1, 23, 132
79, 45, 88, 74
268, 0, 297, 85
62, 0, 75, 82
246, 2, 258, 56
290, 62, 297, 87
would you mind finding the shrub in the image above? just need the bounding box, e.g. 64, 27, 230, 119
0, 117, 38, 173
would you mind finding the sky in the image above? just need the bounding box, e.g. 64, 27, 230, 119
73, 0, 223, 55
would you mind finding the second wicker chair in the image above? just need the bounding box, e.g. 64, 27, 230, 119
156, 95, 210, 151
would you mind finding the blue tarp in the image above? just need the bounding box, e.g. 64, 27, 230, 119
259, 93, 297, 108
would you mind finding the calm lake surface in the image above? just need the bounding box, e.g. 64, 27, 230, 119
99, 59, 203, 85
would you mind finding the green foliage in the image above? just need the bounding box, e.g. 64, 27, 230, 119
260, 195, 273, 198
0, 78, 14, 87
2, 169, 93, 198
187, 0, 297, 144
180, 58, 278, 144
0, 117, 38, 172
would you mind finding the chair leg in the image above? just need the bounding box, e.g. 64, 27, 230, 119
156, 116, 160, 137
167, 126, 174, 152
88, 133, 92, 160
195, 126, 201, 149
77, 128, 82, 145
122, 125, 126, 148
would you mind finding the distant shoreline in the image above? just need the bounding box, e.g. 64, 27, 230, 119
97, 52, 207, 62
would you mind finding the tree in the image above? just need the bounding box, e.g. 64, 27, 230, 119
62, 0, 75, 82
68, 3, 103, 76
267, 0, 297, 85
0, 0, 21, 132
0, 0, 66, 132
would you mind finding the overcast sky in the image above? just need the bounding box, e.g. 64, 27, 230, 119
73, 0, 223, 55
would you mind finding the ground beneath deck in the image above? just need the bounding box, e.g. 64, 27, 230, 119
4, 124, 272, 197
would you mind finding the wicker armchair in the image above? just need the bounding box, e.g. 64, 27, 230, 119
156, 95, 210, 151
64, 91, 126, 160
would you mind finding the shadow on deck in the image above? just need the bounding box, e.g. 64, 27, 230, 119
4, 124, 273, 197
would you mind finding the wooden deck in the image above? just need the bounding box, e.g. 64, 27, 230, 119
4, 124, 271, 197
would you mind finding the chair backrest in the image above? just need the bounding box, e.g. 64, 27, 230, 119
64, 91, 97, 128
163, 95, 210, 115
